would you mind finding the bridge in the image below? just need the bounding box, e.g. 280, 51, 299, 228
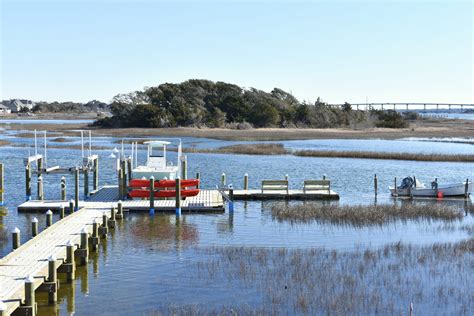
330, 103, 474, 111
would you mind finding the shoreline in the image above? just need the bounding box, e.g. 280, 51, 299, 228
0, 115, 473, 141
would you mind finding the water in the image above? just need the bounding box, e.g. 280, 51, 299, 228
0, 128, 473, 314
0, 119, 94, 125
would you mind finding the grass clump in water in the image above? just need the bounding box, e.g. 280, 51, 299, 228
293, 149, 474, 162
270, 203, 463, 226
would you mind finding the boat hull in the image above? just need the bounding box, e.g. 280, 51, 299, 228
389, 182, 472, 197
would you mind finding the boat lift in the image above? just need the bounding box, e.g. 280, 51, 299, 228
24, 130, 99, 206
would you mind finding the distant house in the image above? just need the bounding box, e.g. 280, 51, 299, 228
0, 104, 11, 114
4, 99, 35, 113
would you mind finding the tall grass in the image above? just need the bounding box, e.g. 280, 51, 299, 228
270, 203, 463, 225
175, 241, 474, 314
293, 149, 474, 162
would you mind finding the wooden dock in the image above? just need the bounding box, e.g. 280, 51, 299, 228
17, 186, 225, 213
0, 207, 112, 316
232, 189, 339, 200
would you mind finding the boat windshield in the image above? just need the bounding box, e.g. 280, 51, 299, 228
150, 147, 164, 158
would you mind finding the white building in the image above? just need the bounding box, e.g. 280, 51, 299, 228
4, 99, 35, 113
0, 104, 12, 114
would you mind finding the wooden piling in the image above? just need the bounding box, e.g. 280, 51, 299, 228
69, 199, 75, 214
465, 178, 469, 199
60, 206, 65, 219
37, 175, 44, 201
221, 173, 226, 187
66, 240, 75, 281
127, 158, 132, 182
374, 174, 378, 197
24, 275, 36, 315
32, 218, 38, 237
149, 176, 155, 214
0, 300, 6, 316
84, 168, 89, 197
79, 228, 89, 265
181, 156, 187, 179
61, 176, 66, 201
25, 163, 32, 201
74, 168, 79, 211
90, 219, 100, 251
108, 206, 116, 228
175, 177, 181, 217
93, 157, 99, 191
47, 255, 58, 304
118, 163, 123, 199
196, 172, 200, 189
46, 209, 53, 227
0, 163, 4, 206
121, 160, 127, 198
244, 173, 249, 190
100, 212, 108, 238
229, 185, 234, 213
12, 227, 20, 250
434, 178, 439, 197
393, 177, 397, 196
116, 200, 123, 219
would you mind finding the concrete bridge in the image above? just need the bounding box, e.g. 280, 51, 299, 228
330, 103, 474, 111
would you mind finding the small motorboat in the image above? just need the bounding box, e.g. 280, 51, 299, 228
389, 177, 472, 197
128, 139, 200, 199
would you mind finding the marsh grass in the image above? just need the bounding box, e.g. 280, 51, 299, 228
184, 143, 288, 155
0, 140, 10, 146
293, 149, 474, 162
184, 242, 473, 314
270, 203, 463, 226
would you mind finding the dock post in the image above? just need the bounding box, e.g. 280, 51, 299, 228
229, 185, 234, 213
108, 206, 116, 228
221, 173, 226, 187
0, 163, 3, 206
60, 206, 65, 219
121, 159, 127, 198
181, 156, 187, 179
374, 174, 378, 197
465, 179, 469, 199
116, 200, 123, 219
196, 172, 200, 189
323, 174, 327, 180
84, 168, 89, 198
93, 157, 99, 191
244, 173, 248, 190
24, 275, 36, 316
91, 219, 100, 251
434, 178, 439, 197
46, 209, 53, 227
61, 176, 66, 201
69, 199, 75, 214
175, 177, 181, 217
25, 163, 32, 201
37, 175, 44, 200
393, 177, 398, 197
149, 176, 155, 215
74, 167, 79, 211
127, 158, 132, 182
66, 240, 75, 281
47, 255, 58, 304
31, 217, 38, 237
100, 212, 108, 238
118, 163, 123, 199
12, 227, 20, 250
80, 228, 89, 265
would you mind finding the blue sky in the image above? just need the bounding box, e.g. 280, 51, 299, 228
1, 0, 472, 104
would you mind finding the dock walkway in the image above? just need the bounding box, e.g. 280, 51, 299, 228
0, 207, 110, 316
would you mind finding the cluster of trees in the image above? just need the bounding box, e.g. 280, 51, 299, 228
33, 100, 109, 113
96, 79, 391, 129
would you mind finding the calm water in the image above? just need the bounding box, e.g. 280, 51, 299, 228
0, 129, 473, 315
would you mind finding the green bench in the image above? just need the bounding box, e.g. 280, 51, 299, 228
261, 180, 289, 194
303, 180, 331, 193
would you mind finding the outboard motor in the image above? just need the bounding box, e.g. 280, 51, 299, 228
398, 177, 414, 190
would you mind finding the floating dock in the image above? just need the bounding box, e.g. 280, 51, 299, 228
232, 189, 339, 200
18, 186, 225, 213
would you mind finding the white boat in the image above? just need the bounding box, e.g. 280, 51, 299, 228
389, 177, 472, 197
132, 140, 181, 180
